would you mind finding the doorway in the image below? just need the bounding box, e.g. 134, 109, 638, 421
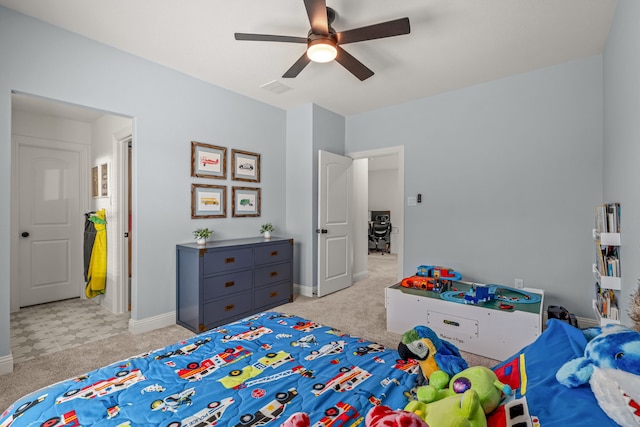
348, 146, 404, 283
10, 93, 133, 318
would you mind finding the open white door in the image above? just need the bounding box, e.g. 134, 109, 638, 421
317, 150, 353, 297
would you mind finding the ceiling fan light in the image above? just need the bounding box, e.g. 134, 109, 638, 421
307, 39, 337, 63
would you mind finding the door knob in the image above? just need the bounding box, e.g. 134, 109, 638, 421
21, 232, 29, 238
315, 229, 328, 234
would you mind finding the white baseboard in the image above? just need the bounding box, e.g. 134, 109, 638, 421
128, 311, 176, 335
353, 271, 368, 283
295, 283, 314, 298
0, 353, 14, 375
576, 315, 600, 329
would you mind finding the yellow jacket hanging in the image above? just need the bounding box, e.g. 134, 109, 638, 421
86, 208, 107, 298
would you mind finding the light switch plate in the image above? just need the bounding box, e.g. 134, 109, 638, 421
408, 196, 417, 206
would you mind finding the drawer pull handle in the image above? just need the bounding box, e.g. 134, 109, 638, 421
270, 271, 278, 277
270, 251, 279, 256
270, 291, 278, 298
225, 281, 235, 288
443, 319, 460, 327
225, 304, 235, 311
225, 257, 235, 264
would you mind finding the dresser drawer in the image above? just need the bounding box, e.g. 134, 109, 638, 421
203, 270, 252, 300
203, 248, 252, 275
255, 262, 291, 288
255, 242, 291, 266
254, 282, 291, 310
203, 291, 252, 328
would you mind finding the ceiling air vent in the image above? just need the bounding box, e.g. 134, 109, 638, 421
260, 80, 292, 95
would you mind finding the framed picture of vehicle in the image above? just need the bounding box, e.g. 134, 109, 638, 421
191, 141, 227, 179
100, 163, 109, 197
91, 166, 99, 198
191, 184, 226, 218
231, 149, 260, 183
232, 186, 261, 217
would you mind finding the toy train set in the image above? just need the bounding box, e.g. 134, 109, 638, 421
400, 265, 462, 293
400, 265, 541, 309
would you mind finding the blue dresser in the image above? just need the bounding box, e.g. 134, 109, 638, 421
176, 237, 294, 332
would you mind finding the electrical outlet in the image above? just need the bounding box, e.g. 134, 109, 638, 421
515, 279, 524, 289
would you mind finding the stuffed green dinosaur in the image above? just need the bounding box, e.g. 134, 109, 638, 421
405, 389, 487, 427
416, 366, 512, 415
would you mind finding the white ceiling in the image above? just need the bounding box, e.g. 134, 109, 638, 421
1, 0, 617, 117
12, 93, 107, 122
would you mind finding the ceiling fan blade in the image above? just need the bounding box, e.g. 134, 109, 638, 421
334, 46, 374, 81
336, 17, 410, 45
304, 0, 329, 35
282, 52, 312, 78
235, 33, 308, 43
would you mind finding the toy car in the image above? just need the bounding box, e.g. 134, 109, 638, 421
234, 389, 298, 427
401, 265, 462, 293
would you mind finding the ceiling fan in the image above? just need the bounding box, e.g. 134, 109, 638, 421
234, 0, 411, 81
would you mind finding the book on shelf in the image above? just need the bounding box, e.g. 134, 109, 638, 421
596, 202, 621, 234
595, 286, 618, 319
595, 240, 605, 276
610, 202, 620, 233
604, 245, 620, 277
606, 256, 620, 277
596, 204, 605, 233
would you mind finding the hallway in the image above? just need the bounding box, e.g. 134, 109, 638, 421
367, 251, 398, 283
10, 298, 130, 364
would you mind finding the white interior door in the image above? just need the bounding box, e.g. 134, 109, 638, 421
17, 137, 83, 307
317, 150, 353, 297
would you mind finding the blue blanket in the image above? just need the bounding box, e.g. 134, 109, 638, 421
491, 319, 619, 427
0, 312, 418, 427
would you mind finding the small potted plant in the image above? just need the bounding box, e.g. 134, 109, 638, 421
260, 223, 275, 240
193, 227, 213, 246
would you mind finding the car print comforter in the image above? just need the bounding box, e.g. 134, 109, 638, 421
0, 312, 419, 427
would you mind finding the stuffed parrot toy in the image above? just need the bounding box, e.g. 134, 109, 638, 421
398, 326, 469, 385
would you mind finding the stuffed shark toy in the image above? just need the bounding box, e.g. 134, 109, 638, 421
556, 323, 640, 427
398, 326, 468, 385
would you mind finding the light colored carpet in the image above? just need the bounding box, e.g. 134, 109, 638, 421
0, 254, 498, 411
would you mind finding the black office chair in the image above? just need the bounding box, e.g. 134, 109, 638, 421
369, 216, 391, 254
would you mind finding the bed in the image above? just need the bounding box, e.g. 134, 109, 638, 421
0, 312, 418, 427
0, 312, 631, 427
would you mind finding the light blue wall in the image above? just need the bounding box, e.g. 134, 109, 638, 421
0, 7, 286, 359
286, 105, 314, 288
310, 105, 346, 289
603, 0, 640, 327
285, 104, 345, 293
346, 56, 605, 319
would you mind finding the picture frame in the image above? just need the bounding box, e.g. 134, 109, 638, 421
232, 149, 260, 183
91, 166, 99, 198
191, 184, 227, 218
232, 186, 261, 217
100, 163, 109, 197
191, 141, 227, 179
